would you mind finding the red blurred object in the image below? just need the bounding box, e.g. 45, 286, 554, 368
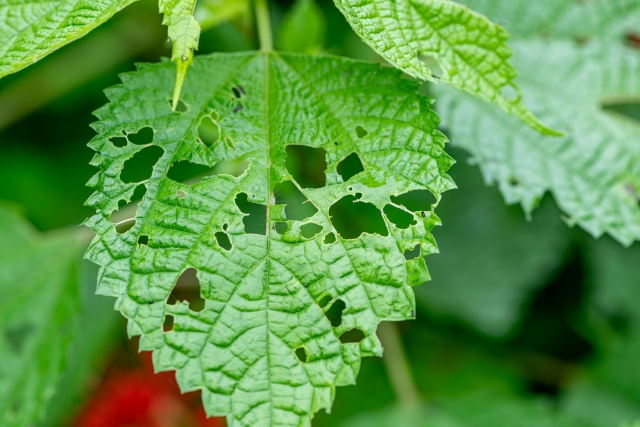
74, 351, 225, 427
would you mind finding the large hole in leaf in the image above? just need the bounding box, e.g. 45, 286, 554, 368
110, 135, 127, 148
390, 190, 436, 212
163, 314, 174, 332
127, 127, 154, 145
120, 145, 164, 184
198, 116, 221, 147
337, 152, 365, 182
168, 268, 205, 312
300, 223, 323, 239
384, 204, 416, 229
274, 222, 288, 235
325, 299, 346, 327
285, 145, 327, 188
339, 328, 366, 344
329, 195, 388, 239
167, 159, 250, 184
236, 193, 267, 235
274, 181, 318, 221
215, 231, 232, 251
295, 347, 307, 363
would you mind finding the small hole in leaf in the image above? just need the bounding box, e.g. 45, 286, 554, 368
274, 181, 318, 221
323, 232, 336, 244
199, 116, 220, 147
163, 314, 174, 332
339, 328, 366, 344
329, 195, 388, 239
325, 299, 346, 327
236, 193, 267, 235
301, 223, 323, 239
138, 235, 149, 245
390, 190, 436, 212
384, 205, 416, 229
115, 218, 136, 234
355, 126, 368, 138
128, 127, 154, 145
169, 268, 205, 312
110, 136, 127, 148
172, 99, 188, 112
120, 146, 164, 184
285, 145, 327, 188
404, 244, 421, 260
295, 347, 307, 363
232, 87, 242, 99
224, 136, 235, 149
318, 295, 332, 308
176, 190, 186, 198
508, 176, 520, 186
337, 153, 365, 182
223, 223, 228, 231
215, 231, 232, 251
274, 222, 288, 235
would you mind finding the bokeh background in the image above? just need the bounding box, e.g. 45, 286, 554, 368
1, 0, 640, 425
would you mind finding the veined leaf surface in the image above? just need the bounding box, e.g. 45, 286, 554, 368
84, 52, 455, 426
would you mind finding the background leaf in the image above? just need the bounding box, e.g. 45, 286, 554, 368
278, 0, 326, 54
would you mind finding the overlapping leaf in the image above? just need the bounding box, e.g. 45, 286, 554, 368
84, 52, 454, 426
332, 0, 559, 135
0, 0, 136, 78
0, 203, 80, 427
435, 0, 640, 245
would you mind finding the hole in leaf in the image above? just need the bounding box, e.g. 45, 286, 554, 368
318, 295, 332, 308
199, 116, 220, 147
168, 159, 250, 184
163, 314, 174, 332
120, 145, 164, 184
224, 136, 235, 149
603, 102, 640, 124
337, 152, 365, 182
215, 231, 232, 251
323, 232, 336, 244
404, 244, 421, 260
169, 268, 205, 312
176, 190, 186, 198
339, 328, 366, 344
329, 195, 388, 239
295, 347, 307, 363
232, 87, 242, 99
138, 235, 149, 245
172, 99, 188, 112
390, 190, 436, 212
274, 181, 318, 221
213, 158, 249, 177
384, 204, 416, 229
417, 53, 444, 78
115, 218, 136, 234
325, 299, 346, 327
110, 136, 127, 148
285, 145, 327, 188
127, 127, 154, 145
301, 223, 323, 239
168, 161, 214, 182
236, 193, 267, 235
355, 126, 368, 138
274, 222, 288, 235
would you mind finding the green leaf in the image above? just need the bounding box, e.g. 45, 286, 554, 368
416, 148, 571, 337
0, 203, 80, 426
0, 0, 136, 78
278, 0, 326, 54
160, 0, 201, 110
194, 0, 251, 31
84, 51, 455, 426
332, 0, 560, 135
435, 0, 640, 245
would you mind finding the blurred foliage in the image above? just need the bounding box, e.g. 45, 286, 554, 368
0, 0, 639, 425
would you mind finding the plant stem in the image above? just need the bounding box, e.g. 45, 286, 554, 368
254, 0, 273, 51
377, 322, 421, 409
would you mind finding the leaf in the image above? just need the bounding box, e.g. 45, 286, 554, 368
0, 0, 136, 78
278, 0, 326, 54
160, 0, 201, 110
0, 202, 80, 426
84, 51, 455, 426
416, 148, 571, 337
194, 0, 251, 32
332, 0, 560, 135
434, 0, 640, 245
